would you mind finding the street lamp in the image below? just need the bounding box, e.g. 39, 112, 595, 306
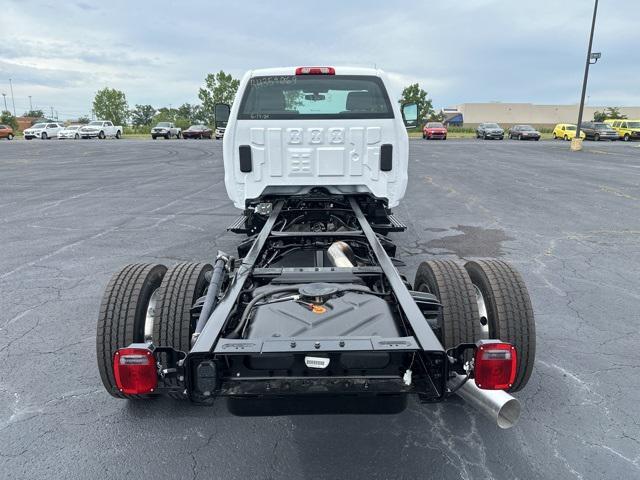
572, 0, 599, 151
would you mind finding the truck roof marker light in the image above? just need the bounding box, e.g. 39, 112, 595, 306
295, 67, 335, 75
113, 347, 157, 395
474, 341, 517, 390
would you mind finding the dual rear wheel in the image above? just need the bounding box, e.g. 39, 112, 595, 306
96, 262, 212, 399
414, 259, 535, 392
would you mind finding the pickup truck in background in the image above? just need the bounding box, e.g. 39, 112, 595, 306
79, 121, 122, 139
151, 122, 182, 139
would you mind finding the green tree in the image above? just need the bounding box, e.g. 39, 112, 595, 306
23, 109, 44, 118
77, 116, 90, 124
604, 107, 627, 120
1, 111, 18, 130
428, 111, 445, 122
130, 104, 156, 126
198, 71, 240, 124
400, 83, 434, 124
92, 87, 129, 126
593, 107, 627, 122
153, 107, 177, 123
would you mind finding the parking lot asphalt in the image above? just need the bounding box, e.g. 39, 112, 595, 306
1, 138, 639, 480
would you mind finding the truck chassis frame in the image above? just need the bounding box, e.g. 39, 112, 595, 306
150, 193, 459, 404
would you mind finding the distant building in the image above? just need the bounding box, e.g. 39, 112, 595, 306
446, 103, 640, 128
16, 117, 39, 130
440, 108, 463, 126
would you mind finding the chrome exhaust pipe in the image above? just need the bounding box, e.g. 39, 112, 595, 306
452, 375, 521, 429
328, 241, 355, 267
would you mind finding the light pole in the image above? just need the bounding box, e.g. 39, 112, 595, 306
572, 0, 599, 151
9, 78, 16, 117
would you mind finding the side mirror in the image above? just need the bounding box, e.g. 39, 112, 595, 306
401, 103, 419, 129
214, 103, 230, 127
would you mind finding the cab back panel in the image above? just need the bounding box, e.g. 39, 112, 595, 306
223, 71, 408, 209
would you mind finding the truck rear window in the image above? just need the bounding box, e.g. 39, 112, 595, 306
237, 75, 394, 120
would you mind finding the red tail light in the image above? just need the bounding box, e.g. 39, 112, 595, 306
295, 66, 335, 75
113, 347, 157, 395
474, 341, 517, 390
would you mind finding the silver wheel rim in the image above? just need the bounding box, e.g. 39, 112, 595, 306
473, 285, 490, 339
144, 288, 161, 342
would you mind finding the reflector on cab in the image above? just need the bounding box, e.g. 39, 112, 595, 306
295, 66, 335, 75
474, 341, 517, 390
113, 347, 157, 395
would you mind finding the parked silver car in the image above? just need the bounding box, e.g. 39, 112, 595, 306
58, 125, 83, 139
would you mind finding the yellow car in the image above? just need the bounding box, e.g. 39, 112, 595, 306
604, 119, 640, 141
552, 124, 585, 141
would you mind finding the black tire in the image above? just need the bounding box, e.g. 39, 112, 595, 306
623, 133, 630, 142
115, 130, 121, 139
165, 133, 170, 139
152, 135, 157, 140
97, 263, 167, 399
464, 260, 535, 392
98, 131, 105, 139
153, 262, 212, 399
74, 133, 79, 140
553, 133, 557, 139
594, 133, 600, 141
41, 132, 47, 140
564, 134, 569, 141
482, 133, 486, 140
7, 133, 13, 140
414, 260, 480, 349
177, 132, 182, 139
518, 134, 522, 140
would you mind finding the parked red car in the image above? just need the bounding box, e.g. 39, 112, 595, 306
182, 124, 212, 139
0, 124, 14, 140
422, 122, 447, 140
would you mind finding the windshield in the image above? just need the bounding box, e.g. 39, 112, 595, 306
238, 75, 393, 120
627, 122, 640, 128
88, 121, 103, 126
31, 123, 46, 128
520, 125, 534, 131
157, 122, 171, 127
189, 125, 204, 130
484, 123, 500, 128
426, 122, 444, 128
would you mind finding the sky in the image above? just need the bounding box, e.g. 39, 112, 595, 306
1, 0, 639, 120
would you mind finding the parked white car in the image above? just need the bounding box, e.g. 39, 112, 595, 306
23, 122, 63, 140
79, 120, 122, 139
151, 122, 182, 139
214, 126, 226, 139
58, 125, 83, 139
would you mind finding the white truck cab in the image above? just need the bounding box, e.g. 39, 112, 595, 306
220, 66, 418, 209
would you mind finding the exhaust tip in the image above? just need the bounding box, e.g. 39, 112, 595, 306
496, 397, 521, 429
